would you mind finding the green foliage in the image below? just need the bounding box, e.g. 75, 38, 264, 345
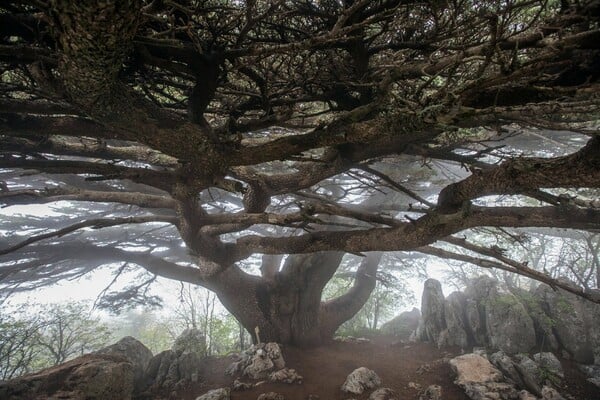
323, 257, 415, 337
0, 301, 111, 379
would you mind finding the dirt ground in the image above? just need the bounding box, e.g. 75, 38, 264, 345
165, 336, 598, 400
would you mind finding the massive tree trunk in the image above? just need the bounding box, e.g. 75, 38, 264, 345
205, 252, 381, 347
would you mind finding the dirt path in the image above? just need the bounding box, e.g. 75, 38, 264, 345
170, 336, 598, 400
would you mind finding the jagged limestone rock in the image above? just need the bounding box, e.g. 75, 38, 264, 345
195, 387, 230, 400
444, 291, 470, 349
535, 283, 594, 364
418, 384, 442, 400
341, 367, 382, 394
418, 279, 447, 344
369, 387, 399, 400
485, 292, 536, 354
450, 353, 518, 400
172, 328, 207, 357
489, 351, 524, 387
96, 336, 153, 393
533, 352, 564, 379
257, 392, 285, 400
0, 354, 134, 400
380, 307, 421, 338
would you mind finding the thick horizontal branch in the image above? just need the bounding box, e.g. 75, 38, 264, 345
0, 215, 177, 257
0, 187, 176, 209
0, 157, 175, 191
230, 205, 600, 261
438, 136, 600, 210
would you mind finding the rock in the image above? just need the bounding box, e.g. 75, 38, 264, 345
419, 384, 442, 400
96, 336, 152, 393
485, 292, 536, 354
464, 276, 500, 346
195, 387, 230, 400
408, 381, 422, 390
257, 392, 285, 400
172, 328, 207, 357
233, 378, 254, 391
518, 390, 538, 400
541, 386, 566, 400
418, 279, 447, 343
535, 284, 594, 364
269, 368, 303, 384
489, 351, 524, 387
0, 353, 134, 400
264, 342, 286, 370
514, 356, 542, 396
515, 288, 560, 352
444, 291, 470, 348
226, 342, 287, 380
381, 307, 421, 338
533, 352, 564, 379
145, 328, 207, 390
244, 350, 276, 379
577, 364, 600, 388
341, 367, 382, 394
369, 387, 398, 400
451, 354, 504, 385
450, 353, 518, 400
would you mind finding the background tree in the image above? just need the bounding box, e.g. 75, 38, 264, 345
0, 0, 599, 346
0, 301, 110, 378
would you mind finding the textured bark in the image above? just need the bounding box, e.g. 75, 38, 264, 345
205, 252, 380, 346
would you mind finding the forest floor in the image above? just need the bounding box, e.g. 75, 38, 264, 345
169, 335, 598, 400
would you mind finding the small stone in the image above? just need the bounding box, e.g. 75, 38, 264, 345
419, 384, 442, 400
408, 381, 422, 391
257, 392, 285, 400
341, 367, 382, 394
369, 387, 398, 400
195, 387, 230, 400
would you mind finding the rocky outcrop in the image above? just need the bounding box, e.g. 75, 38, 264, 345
96, 336, 152, 392
415, 276, 600, 361
341, 367, 382, 394
450, 353, 519, 400
418, 279, 447, 344
442, 291, 470, 348
380, 307, 420, 338
485, 292, 536, 354
144, 328, 207, 391
535, 283, 594, 364
0, 353, 134, 400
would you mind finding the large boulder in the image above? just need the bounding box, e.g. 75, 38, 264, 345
172, 328, 207, 357
535, 283, 594, 364
418, 279, 446, 343
96, 336, 152, 392
463, 276, 499, 347
0, 353, 134, 400
485, 292, 536, 354
144, 328, 207, 391
450, 353, 518, 400
380, 307, 420, 338
443, 291, 470, 349
341, 367, 382, 394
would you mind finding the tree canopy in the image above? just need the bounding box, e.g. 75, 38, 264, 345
1, 0, 599, 344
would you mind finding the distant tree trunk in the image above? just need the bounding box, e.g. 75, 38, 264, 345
206, 252, 381, 347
